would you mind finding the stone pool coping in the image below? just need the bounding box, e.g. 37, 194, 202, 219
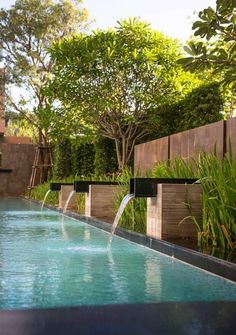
1, 301, 236, 335
27, 198, 236, 283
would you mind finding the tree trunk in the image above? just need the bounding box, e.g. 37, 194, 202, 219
114, 136, 131, 170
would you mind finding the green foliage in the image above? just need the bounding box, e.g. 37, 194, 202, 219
147, 82, 224, 138
0, 0, 90, 143
53, 139, 95, 179
71, 141, 95, 177
179, 82, 223, 130
49, 18, 197, 169
152, 154, 236, 251
53, 139, 73, 179
5, 113, 37, 140
179, 0, 236, 92
94, 137, 118, 175
197, 152, 236, 251
29, 181, 59, 206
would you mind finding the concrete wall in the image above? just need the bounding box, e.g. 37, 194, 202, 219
0, 137, 35, 196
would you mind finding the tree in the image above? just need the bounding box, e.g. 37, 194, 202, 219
49, 19, 198, 170
144, 82, 223, 140
0, 0, 89, 145
179, 0, 236, 92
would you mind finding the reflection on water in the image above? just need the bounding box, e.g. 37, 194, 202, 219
0, 198, 236, 310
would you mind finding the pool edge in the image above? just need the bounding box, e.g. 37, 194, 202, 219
23, 197, 236, 283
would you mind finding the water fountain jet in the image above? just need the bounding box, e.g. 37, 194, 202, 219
41, 189, 51, 211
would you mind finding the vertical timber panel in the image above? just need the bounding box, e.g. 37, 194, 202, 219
134, 136, 169, 174
188, 120, 224, 159
226, 117, 236, 156
169, 130, 189, 161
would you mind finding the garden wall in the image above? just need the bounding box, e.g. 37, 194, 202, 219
134, 118, 236, 174
0, 68, 5, 135
0, 136, 35, 196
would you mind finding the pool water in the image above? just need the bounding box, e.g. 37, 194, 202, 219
0, 198, 235, 310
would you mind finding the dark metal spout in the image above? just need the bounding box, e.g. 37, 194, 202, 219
129, 178, 199, 198
49, 183, 73, 191
73, 181, 121, 193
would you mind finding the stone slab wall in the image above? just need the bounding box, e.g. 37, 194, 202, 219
0, 138, 35, 196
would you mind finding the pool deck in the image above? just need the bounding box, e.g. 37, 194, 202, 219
1, 301, 236, 335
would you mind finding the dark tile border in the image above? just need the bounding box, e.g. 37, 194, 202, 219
1, 301, 236, 335
23, 197, 236, 282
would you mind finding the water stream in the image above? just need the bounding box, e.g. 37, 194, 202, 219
63, 190, 76, 214
109, 193, 135, 246
41, 190, 51, 211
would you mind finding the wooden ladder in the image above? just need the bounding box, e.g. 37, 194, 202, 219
28, 145, 53, 193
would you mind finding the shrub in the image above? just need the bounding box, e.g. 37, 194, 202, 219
94, 137, 118, 175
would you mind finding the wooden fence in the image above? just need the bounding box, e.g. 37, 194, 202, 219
134, 117, 236, 174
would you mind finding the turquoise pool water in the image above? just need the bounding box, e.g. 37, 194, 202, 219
0, 198, 236, 310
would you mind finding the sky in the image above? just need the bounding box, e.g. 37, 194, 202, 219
1, 0, 216, 42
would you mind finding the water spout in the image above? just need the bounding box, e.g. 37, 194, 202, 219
109, 193, 135, 246
63, 190, 76, 214
41, 190, 51, 211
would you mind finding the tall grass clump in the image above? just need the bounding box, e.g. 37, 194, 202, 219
197, 152, 236, 251
153, 154, 236, 251
114, 167, 147, 234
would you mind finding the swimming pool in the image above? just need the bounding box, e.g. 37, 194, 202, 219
0, 198, 235, 310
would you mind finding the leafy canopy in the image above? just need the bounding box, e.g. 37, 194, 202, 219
0, 0, 89, 143
179, 0, 236, 91
49, 18, 198, 169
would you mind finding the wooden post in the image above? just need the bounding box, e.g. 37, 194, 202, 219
147, 184, 202, 240
85, 185, 123, 223
59, 185, 77, 210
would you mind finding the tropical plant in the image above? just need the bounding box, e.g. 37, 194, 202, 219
152, 154, 236, 251
148, 82, 223, 138
48, 18, 199, 170
179, 0, 236, 93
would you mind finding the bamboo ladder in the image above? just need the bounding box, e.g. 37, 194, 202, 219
28, 145, 53, 194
